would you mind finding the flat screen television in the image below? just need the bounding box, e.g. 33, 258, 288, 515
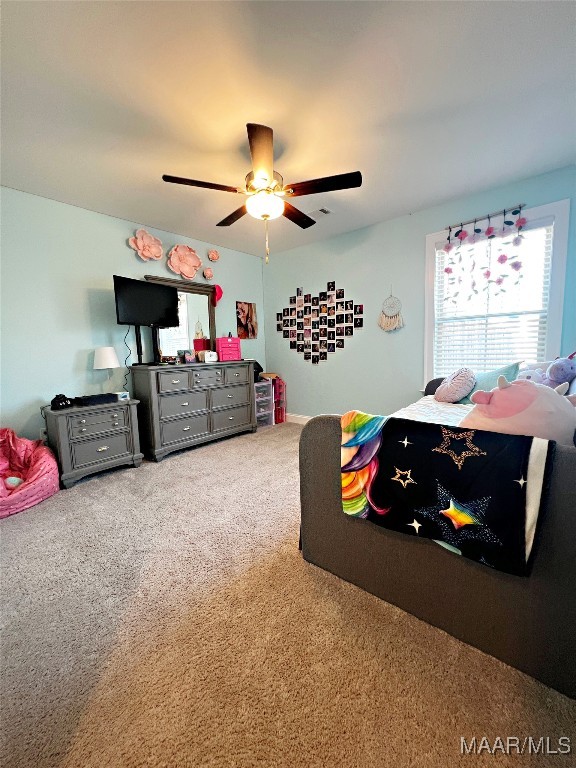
113, 275, 179, 364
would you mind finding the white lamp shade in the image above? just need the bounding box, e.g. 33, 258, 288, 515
246, 190, 285, 220
94, 346, 121, 370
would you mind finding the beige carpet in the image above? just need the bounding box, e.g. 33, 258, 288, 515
1, 423, 574, 768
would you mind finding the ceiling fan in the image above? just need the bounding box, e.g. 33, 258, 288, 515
162, 123, 362, 240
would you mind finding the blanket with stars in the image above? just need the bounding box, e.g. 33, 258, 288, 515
341, 412, 555, 576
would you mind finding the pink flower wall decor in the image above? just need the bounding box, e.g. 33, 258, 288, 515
203, 267, 214, 280
129, 229, 163, 261
167, 245, 202, 280
207, 249, 220, 262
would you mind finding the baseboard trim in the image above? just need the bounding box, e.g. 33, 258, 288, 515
286, 413, 311, 425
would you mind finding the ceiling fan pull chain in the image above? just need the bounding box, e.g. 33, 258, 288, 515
265, 218, 270, 264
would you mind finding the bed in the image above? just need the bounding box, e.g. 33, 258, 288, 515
299, 379, 576, 699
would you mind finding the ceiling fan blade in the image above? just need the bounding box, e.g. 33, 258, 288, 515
282, 202, 316, 229
247, 123, 274, 184
284, 171, 362, 197
216, 205, 247, 227
162, 175, 240, 194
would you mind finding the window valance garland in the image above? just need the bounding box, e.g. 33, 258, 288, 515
440, 205, 527, 304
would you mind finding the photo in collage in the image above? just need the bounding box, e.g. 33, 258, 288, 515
276, 283, 364, 364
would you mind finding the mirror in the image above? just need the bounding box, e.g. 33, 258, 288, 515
145, 276, 216, 357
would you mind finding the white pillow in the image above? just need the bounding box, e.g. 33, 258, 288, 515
434, 367, 476, 403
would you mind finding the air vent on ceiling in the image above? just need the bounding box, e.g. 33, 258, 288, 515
307, 207, 333, 220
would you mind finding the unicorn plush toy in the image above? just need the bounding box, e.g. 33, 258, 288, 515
459, 376, 576, 446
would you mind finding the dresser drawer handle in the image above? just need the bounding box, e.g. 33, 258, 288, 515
172, 379, 181, 384
80, 419, 86, 424
228, 416, 234, 420
182, 426, 191, 431
97, 445, 109, 452
234, 373, 240, 377
112, 413, 118, 418
80, 428, 87, 432
227, 394, 234, 398
181, 402, 189, 406
113, 422, 119, 426
194, 373, 200, 378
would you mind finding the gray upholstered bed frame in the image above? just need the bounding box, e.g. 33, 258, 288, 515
299, 380, 576, 699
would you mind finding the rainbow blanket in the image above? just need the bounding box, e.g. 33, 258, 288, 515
341, 411, 554, 576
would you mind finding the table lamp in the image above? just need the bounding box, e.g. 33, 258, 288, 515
94, 346, 121, 389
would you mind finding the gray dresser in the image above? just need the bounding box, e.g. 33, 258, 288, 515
130, 361, 256, 461
45, 399, 143, 488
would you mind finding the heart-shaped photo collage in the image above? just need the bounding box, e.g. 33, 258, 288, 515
276, 282, 364, 364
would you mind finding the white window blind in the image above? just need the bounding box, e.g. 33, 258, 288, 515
424, 199, 570, 384
433, 223, 553, 377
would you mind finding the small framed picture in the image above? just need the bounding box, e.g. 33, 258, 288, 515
327, 330, 335, 341
336, 326, 344, 337
283, 330, 289, 338
276, 312, 283, 322
312, 331, 319, 342
297, 332, 304, 341
283, 318, 290, 328
345, 300, 353, 311
327, 292, 336, 306
345, 313, 353, 324
320, 351, 327, 361
297, 343, 304, 353
304, 293, 311, 304
312, 320, 319, 330
297, 287, 303, 297
290, 296, 296, 305
290, 308, 296, 317
283, 308, 289, 317
328, 343, 335, 353
304, 316, 311, 327
319, 315, 327, 326
276, 322, 282, 332
312, 296, 319, 306
290, 340, 297, 349
320, 304, 327, 314
319, 327, 327, 338
182, 350, 194, 363
345, 326, 354, 336
336, 288, 345, 299
304, 351, 311, 361
336, 338, 344, 348
354, 317, 364, 328
319, 291, 327, 302
327, 281, 335, 292
336, 314, 344, 324
312, 343, 319, 353
328, 318, 335, 328
312, 356, 319, 365
304, 305, 311, 316
289, 330, 297, 339
354, 304, 363, 315
296, 296, 304, 309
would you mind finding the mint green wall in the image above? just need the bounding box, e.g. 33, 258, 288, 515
263, 166, 575, 418
0, 188, 266, 439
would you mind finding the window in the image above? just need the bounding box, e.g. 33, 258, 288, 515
424, 200, 569, 382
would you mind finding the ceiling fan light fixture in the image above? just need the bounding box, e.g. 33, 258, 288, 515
246, 190, 285, 221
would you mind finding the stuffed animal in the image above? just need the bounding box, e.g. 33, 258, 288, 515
516, 367, 546, 385
541, 352, 576, 389
459, 376, 576, 446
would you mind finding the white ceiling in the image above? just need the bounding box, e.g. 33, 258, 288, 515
2, 1, 575, 257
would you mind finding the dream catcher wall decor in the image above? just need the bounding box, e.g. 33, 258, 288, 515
378, 290, 404, 332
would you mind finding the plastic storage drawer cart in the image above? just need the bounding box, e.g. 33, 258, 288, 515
254, 379, 274, 427
216, 336, 241, 362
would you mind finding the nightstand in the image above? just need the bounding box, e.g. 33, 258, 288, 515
45, 399, 143, 488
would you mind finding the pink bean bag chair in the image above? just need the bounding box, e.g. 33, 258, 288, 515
0, 428, 60, 519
